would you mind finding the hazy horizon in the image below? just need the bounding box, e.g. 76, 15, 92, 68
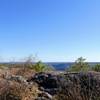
0, 0, 100, 62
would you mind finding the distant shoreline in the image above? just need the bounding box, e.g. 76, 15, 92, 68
0, 62, 100, 71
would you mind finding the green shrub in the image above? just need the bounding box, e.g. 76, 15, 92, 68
67, 57, 90, 72
32, 61, 55, 72
92, 64, 100, 72
0, 64, 7, 69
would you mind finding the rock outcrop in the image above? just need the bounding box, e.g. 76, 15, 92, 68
27, 72, 100, 100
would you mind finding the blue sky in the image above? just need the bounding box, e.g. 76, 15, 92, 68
0, 0, 100, 62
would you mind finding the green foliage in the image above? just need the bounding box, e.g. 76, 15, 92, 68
67, 57, 90, 72
0, 64, 7, 69
92, 64, 100, 72
32, 61, 55, 72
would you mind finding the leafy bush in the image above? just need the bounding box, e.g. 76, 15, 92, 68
67, 57, 90, 72
92, 64, 100, 72
0, 64, 7, 69
32, 61, 55, 72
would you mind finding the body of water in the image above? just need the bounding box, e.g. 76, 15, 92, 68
46, 62, 100, 71
1, 62, 100, 71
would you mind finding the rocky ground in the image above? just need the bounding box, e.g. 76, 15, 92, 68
0, 68, 100, 100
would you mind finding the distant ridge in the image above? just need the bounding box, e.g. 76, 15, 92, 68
0, 62, 100, 71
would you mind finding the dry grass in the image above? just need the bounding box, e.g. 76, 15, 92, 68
0, 78, 40, 100
53, 72, 100, 100
0, 67, 40, 100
